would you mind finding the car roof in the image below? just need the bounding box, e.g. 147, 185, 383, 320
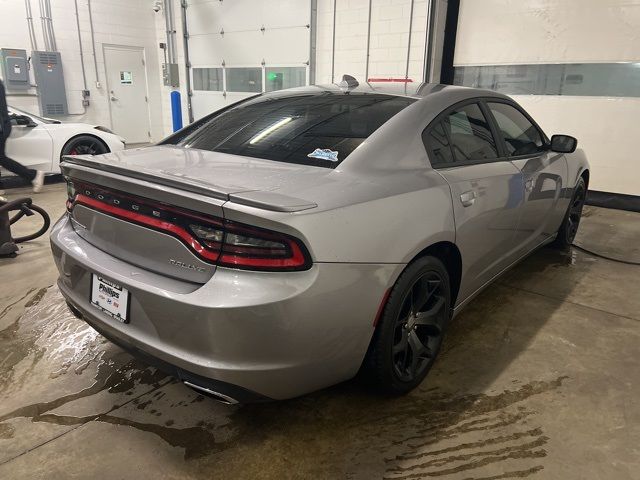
262, 81, 507, 102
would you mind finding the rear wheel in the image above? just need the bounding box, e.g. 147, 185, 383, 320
364, 256, 451, 394
61, 135, 109, 157
552, 177, 586, 249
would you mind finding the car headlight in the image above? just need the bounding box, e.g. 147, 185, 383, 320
94, 125, 114, 134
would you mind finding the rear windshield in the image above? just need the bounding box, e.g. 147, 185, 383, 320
179, 93, 416, 167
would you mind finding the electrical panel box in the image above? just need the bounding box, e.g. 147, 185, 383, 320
0, 48, 29, 90
162, 63, 180, 88
32, 51, 68, 116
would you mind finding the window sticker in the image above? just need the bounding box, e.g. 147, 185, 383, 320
307, 148, 339, 162
120, 71, 133, 85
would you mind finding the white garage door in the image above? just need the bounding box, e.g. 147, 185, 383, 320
187, 0, 312, 120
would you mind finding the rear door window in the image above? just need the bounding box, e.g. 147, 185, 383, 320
180, 93, 416, 168
445, 103, 498, 163
423, 121, 455, 166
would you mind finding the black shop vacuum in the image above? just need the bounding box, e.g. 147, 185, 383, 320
0, 197, 51, 258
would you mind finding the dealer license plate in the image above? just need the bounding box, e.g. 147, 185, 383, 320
90, 274, 130, 323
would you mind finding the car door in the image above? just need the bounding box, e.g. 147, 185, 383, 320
423, 101, 525, 304
4, 114, 54, 173
484, 101, 567, 254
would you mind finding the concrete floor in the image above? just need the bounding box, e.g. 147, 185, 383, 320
1, 183, 639, 479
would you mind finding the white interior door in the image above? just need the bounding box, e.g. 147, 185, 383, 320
104, 45, 151, 143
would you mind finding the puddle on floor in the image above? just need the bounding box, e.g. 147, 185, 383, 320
0, 286, 102, 392
164, 376, 565, 479
0, 286, 167, 424
0, 285, 565, 479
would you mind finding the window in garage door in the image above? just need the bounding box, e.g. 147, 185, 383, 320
266, 67, 306, 92
226, 68, 263, 93
193, 68, 223, 91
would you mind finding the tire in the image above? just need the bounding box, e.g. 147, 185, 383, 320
363, 256, 451, 395
61, 135, 109, 157
552, 177, 586, 249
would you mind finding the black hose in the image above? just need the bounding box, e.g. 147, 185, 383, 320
0, 197, 51, 244
12, 204, 51, 243
1, 197, 32, 215
571, 243, 640, 266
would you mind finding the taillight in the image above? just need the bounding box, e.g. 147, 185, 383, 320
65, 179, 76, 212
66, 179, 312, 271
218, 221, 309, 270
188, 224, 224, 250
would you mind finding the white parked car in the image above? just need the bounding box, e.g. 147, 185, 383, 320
3, 106, 125, 175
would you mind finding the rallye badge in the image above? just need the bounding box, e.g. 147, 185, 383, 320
307, 148, 339, 162
169, 258, 206, 272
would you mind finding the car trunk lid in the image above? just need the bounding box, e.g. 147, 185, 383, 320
61, 146, 324, 283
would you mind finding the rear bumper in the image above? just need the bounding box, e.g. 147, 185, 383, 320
51, 214, 400, 400
64, 300, 269, 403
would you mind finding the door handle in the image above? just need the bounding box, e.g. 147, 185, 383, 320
460, 190, 476, 207
110, 96, 118, 101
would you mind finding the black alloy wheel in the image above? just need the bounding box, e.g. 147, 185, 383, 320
392, 272, 447, 382
61, 135, 109, 157
553, 177, 587, 249
364, 256, 451, 394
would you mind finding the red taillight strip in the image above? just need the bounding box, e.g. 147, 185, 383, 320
219, 238, 307, 269
74, 182, 221, 227
74, 194, 220, 262
70, 188, 312, 271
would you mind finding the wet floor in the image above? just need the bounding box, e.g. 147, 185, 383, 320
1, 187, 639, 479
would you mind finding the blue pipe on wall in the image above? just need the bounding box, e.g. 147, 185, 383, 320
171, 90, 183, 132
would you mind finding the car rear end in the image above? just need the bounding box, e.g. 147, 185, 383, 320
50, 87, 421, 401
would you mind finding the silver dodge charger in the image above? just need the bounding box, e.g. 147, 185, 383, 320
51, 80, 589, 403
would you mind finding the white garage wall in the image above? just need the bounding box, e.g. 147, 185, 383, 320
0, 0, 166, 142
154, 1, 189, 136
185, 0, 312, 120
315, 0, 432, 85
455, 0, 640, 196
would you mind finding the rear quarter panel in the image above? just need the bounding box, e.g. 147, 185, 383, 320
221, 169, 455, 265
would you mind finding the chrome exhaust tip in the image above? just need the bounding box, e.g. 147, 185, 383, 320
183, 380, 239, 405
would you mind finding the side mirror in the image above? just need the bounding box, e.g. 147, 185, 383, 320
10, 114, 37, 128
550, 134, 577, 154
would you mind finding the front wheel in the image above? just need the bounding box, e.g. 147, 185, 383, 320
363, 256, 451, 394
552, 177, 586, 249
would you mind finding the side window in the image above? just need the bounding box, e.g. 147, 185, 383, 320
423, 121, 454, 166
445, 103, 498, 162
488, 102, 545, 156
